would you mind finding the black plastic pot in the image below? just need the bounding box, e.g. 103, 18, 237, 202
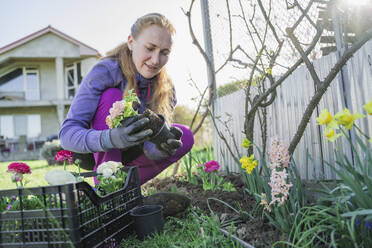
150, 115, 174, 152
130, 205, 164, 239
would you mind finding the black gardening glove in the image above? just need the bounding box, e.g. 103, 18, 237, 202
107, 115, 153, 150
159, 126, 183, 156
143, 126, 183, 160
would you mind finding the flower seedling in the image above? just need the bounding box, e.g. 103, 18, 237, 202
47, 150, 83, 184
54, 150, 73, 170
196, 160, 236, 192
105, 89, 140, 129
96, 161, 128, 196
7, 162, 31, 188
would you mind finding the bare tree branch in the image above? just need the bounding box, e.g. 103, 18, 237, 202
250, 27, 323, 115
226, 0, 233, 53
183, 0, 215, 134
288, 27, 372, 154
286, 27, 322, 87
188, 77, 208, 129
257, 0, 281, 43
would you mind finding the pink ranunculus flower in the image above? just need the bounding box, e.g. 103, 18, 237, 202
106, 115, 113, 129
7, 162, 31, 174
204, 160, 220, 173
54, 150, 74, 163
109, 100, 126, 119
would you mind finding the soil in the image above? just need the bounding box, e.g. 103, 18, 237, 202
141, 109, 164, 135
143, 173, 283, 247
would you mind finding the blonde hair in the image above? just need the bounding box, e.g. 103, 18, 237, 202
105, 13, 176, 123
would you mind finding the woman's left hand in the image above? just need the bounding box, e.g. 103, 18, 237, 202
143, 126, 183, 160
160, 126, 183, 155
160, 138, 182, 156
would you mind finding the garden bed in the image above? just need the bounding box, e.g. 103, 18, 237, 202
142, 173, 282, 247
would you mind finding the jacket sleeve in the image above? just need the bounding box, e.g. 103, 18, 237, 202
59, 60, 120, 153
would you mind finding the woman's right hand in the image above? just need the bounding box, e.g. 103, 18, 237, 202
109, 116, 153, 150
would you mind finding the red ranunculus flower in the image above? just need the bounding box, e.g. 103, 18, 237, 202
54, 150, 73, 163
7, 162, 31, 174
204, 160, 220, 173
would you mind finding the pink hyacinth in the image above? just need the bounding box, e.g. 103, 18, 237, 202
54, 150, 73, 163
7, 162, 31, 174
268, 137, 290, 169
267, 137, 293, 207
204, 160, 220, 172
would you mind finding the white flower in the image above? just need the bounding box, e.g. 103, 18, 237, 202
97, 161, 123, 178
45, 170, 77, 185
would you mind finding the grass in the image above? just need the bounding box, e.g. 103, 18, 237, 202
0, 160, 94, 189
1, 148, 241, 247
120, 207, 242, 248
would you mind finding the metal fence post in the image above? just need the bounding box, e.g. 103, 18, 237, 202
200, 0, 220, 168
200, 0, 216, 113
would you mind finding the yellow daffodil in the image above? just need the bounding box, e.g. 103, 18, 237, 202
317, 109, 333, 125
324, 127, 342, 142
363, 100, 372, 115
334, 109, 365, 130
241, 137, 251, 148
240, 154, 258, 174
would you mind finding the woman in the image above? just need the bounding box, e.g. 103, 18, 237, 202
59, 13, 194, 186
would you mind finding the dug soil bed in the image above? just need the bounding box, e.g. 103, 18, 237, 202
143, 173, 282, 247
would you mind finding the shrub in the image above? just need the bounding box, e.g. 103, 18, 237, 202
40, 139, 63, 165
217, 80, 246, 98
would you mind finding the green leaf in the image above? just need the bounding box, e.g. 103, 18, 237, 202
341, 209, 372, 217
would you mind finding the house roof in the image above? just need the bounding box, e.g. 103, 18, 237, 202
0, 25, 101, 56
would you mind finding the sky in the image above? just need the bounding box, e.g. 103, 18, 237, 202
0, 0, 209, 108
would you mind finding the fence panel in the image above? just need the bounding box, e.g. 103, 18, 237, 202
213, 40, 372, 179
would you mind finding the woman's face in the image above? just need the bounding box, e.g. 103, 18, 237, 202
128, 25, 173, 79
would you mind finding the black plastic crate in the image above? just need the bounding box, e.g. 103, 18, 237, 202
0, 166, 142, 248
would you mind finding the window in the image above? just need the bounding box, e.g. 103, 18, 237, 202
25, 69, 40, 100
27, 115, 41, 138
0, 115, 41, 139
0, 67, 40, 100
0, 116, 14, 138
65, 62, 82, 99
14, 115, 27, 136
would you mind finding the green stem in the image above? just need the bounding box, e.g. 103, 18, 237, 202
354, 124, 370, 140
211, 173, 216, 191
63, 161, 66, 171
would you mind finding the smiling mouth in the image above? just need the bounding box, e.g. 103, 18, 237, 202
145, 64, 158, 70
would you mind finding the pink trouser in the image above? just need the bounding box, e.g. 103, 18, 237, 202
91, 88, 194, 185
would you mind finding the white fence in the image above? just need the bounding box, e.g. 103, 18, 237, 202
213, 40, 372, 180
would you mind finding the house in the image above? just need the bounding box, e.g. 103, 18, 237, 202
0, 26, 100, 159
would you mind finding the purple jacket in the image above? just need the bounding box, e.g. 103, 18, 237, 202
59, 58, 176, 153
